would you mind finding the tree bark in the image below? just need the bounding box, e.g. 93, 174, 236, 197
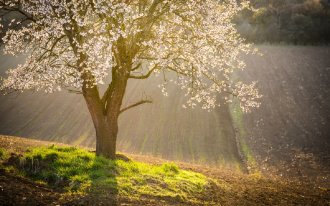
82, 70, 128, 159
94, 117, 118, 159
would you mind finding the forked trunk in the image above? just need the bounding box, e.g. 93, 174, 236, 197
82, 72, 128, 159
83, 88, 121, 159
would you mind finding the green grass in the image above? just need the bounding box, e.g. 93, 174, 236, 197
19, 145, 208, 201
0, 148, 8, 160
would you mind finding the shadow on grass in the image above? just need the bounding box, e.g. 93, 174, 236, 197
14, 146, 121, 205
64, 159, 119, 206
5, 145, 211, 205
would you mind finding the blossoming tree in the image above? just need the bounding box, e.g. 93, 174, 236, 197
0, 0, 261, 159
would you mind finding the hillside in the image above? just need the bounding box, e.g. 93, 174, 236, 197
0, 136, 329, 206
0, 45, 329, 181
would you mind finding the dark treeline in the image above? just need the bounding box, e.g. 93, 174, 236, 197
236, 0, 330, 44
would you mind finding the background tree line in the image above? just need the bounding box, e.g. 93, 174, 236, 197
236, 0, 330, 44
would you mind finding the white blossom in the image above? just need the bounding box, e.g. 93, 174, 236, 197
0, 0, 261, 112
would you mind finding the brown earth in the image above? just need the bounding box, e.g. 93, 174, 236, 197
0, 136, 329, 206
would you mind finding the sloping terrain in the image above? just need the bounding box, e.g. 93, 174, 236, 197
0, 45, 329, 180
0, 136, 329, 206
238, 46, 330, 182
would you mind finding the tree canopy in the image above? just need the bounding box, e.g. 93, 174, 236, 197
0, 0, 261, 112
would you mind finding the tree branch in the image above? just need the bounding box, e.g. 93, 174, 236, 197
131, 62, 142, 71
37, 35, 65, 62
68, 89, 83, 94
101, 83, 113, 104
119, 99, 152, 114
129, 65, 158, 79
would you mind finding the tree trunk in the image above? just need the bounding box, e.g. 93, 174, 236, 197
83, 87, 121, 159
82, 71, 128, 159
94, 116, 118, 159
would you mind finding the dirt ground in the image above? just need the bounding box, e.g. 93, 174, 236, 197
0, 135, 329, 206
0, 171, 61, 206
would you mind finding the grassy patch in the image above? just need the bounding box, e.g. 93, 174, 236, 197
0, 147, 8, 160
18, 146, 208, 202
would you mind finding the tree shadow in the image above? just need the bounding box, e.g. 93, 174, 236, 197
14, 147, 124, 206
63, 155, 122, 206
